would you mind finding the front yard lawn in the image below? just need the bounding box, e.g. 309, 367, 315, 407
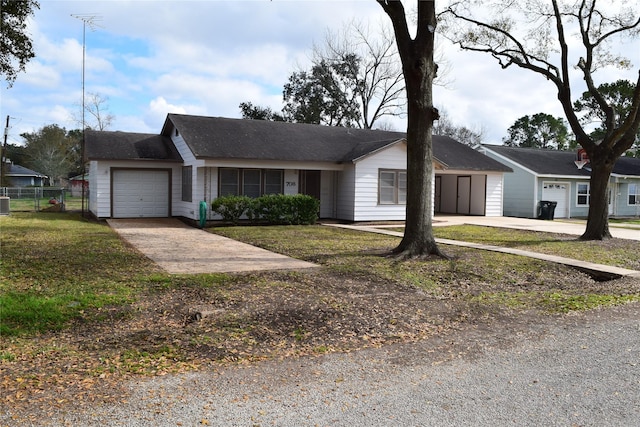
1, 212, 639, 419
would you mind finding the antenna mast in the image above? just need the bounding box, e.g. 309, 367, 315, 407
71, 14, 102, 217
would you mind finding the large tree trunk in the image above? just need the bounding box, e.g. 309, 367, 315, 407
379, 0, 445, 259
581, 159, 614, 240
392, 100, 444, 258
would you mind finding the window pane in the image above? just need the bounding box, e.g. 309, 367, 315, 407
220, 169, 239, 196
578, 195, 588, 205
379, 171, 396, 204
630, 184, 639, 205
398, 172, 407, 204
243, 169, 261, 198
264, 170, 283, 195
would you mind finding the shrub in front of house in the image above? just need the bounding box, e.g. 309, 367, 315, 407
211, 194, 319, 225
210, 195, 254, 224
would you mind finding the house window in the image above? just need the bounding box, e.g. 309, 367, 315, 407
243, 169, 261, 198
264, 170, 284, 195
629, 183, 640, 205
379, 169, 407, 205
577, 183, 590, 206
220, 168, 239, 197
181, 166, 192, 202
219, 168, 283, 197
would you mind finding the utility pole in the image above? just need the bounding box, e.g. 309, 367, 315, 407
1, 115, 9, 187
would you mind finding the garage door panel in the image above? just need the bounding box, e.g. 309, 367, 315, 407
542, 183, 568, 218
113, 170, 169, 218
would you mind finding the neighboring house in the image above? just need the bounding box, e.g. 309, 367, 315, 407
479, 145, 640, 219
3, 162, 47, 187
85, 114, 511, 221
68, 174, 89, 197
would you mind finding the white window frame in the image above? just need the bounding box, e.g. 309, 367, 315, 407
629, 183, 640, 206
576, 182, 590, 206
379, 169, 407, 205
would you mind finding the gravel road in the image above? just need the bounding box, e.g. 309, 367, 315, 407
41, 302, 640, 426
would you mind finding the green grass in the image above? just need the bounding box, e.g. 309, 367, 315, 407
431, 225, 640, 270
8, 196, 84, 212
2, 213, 639, 338
0, 212, 157, 335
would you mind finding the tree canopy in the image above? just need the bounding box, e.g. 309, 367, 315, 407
0, 0, 39, 87
239, 102, 284, 122
21, 124, 81, 186
282, 58, 362, 127
441, 0, 640, 240
574, 80, 640, 156
503, 113, 572, 150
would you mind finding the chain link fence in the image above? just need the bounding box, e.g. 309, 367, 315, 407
0, 187, 76, 212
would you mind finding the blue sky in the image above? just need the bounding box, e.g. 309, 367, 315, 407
2, 0, 639, 147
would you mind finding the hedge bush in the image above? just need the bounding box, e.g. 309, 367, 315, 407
211, 194, 319, 225
210, 195, 253, 224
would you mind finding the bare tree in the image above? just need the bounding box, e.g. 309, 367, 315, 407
313, 19, 406, 129
73, 92, 115, 130
434, 107, 485, 146
377, 0, 445, 258
441, 0, 640, 240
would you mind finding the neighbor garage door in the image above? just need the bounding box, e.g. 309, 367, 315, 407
542, 182, 568, 218
112, 169, 170, 218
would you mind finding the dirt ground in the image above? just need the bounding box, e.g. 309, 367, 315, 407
3, 246, 640, 424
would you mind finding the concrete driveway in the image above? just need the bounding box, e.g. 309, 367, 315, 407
107, 218, 318, 274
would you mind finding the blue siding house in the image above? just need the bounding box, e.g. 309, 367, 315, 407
4, 163, 47, 187
478, 145, 640, 219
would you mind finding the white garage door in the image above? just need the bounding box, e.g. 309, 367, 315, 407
542, 182, 568, 218
112, 170, 170, 218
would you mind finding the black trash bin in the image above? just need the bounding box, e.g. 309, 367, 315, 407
538, 201, 557, 220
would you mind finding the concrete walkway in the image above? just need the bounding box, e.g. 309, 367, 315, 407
325, 217, 640, 280
107, 218, 318, 274
433, 215, 640, 241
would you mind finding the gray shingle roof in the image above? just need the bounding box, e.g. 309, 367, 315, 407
6, 164, 46, 177
85, 130, 183, 162
162, 114, 511, 171
483, 145, 640, 177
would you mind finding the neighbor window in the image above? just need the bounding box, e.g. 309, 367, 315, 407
218, 168, 283, 197
181, 166, 192, 202
577, 183, 590, 206
629, 183, 640, 205
379, 169, 407, 205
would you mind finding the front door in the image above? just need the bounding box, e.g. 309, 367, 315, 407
457, 176, 471, 214
299, 170, 321, 200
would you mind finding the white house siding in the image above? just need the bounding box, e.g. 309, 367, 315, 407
352, 143, 407, 221
88, 160, 180, 219
485, 173, 504, 216
336, 164, 356, 221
